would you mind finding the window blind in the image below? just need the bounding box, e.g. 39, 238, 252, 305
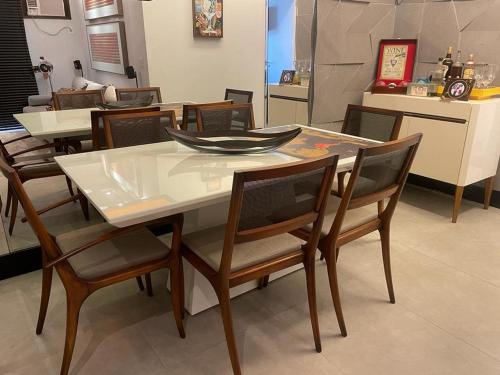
0, 0, 39, 129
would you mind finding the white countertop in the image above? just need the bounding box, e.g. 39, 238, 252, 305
55, 125, 368, 227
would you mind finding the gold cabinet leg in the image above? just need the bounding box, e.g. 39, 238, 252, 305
452, 186, 464, 223
484, 176, 495, 209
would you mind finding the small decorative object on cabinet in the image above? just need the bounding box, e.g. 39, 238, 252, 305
86, 22, 128, 75
193, 0, 223, 38
279, 70, 296, 85
441, 78, 475, 101
83, 0, 122, 20
372, 39, 417, 95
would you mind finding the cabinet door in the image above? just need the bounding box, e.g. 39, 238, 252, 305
295, 101, 309, 125
407, 117, 467, 185
268, 98, 297, 127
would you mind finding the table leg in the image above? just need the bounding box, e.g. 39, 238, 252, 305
484, 176, 495, 209
452, 185, 464, 223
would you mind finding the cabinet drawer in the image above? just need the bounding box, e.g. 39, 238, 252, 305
268, 98, 297, 127
407, 117, 467, 184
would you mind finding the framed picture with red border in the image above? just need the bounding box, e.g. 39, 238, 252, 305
372, 39, 418, 94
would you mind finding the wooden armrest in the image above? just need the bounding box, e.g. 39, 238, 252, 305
45, 214, 184, 268
21, 194, 81, 223
3, 134, 33, 145
9, 142, 59, 158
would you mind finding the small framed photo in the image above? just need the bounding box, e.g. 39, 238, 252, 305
441, 79, 475, 101
279, 70, 295, 85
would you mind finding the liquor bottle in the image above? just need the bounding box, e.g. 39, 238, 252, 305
442, 46, 453, 79
450, 50, 464, 78
462, 54, 475, 79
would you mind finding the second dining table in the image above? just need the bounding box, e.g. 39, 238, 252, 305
53, 125, 379, 314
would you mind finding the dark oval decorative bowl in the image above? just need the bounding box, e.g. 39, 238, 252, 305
165, 127, 302, 154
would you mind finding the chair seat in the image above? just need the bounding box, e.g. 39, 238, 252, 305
17, 162, 63, 180
56, 223, 170, 279
306, 196, 378, 238
183, 225, 305, 272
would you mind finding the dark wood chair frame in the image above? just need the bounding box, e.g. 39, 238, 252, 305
180, 100, 233, 130
102, 110, 177, 149
224, 88, 254, 103
52, 90, 106, 111
115, 87, 163, 103
0, 158, 186, 375
182, 155, 338, 375
291, 134, 422, 338
90, 106, 161, 151
195, 103, 256, 132
0, 137, 86, 235
338, 104, 405, 212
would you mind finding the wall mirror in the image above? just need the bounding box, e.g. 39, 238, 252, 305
23, 0, 71, 19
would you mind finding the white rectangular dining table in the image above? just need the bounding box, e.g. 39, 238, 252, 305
54, 125, 378, 314
13, 102, 193, 140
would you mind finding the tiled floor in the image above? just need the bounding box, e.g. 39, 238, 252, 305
0, 185, 500, 374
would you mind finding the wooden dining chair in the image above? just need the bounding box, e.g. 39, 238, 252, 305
102, 110, 177, 149
182, 155, 338, 374
224, 88, 253, 104
0, 157, 186, 375
115, 87, 162, 104
181, 100, 233, 131
52, 90, 105, 110
196, 103, 255, 132
0, 137, 87, 235
90, 106, 161, 151
338, 105, 405, 197
290, 134, 422, 338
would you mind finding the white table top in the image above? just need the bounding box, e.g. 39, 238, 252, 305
14, 102, 191, 139
55, 126, 372, 227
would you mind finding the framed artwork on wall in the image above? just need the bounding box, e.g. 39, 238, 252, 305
83, 0, 123, 20
22, 0, 71, 19
193, 0, 223, 38
86, 22, 129, 75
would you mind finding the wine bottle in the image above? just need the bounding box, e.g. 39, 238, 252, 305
450, 50, 464, 78
462, 54, 475, 80
442, 46, 453, 80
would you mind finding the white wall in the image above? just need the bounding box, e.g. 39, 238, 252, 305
142, 1, 266, 127
24, 0, 148, 95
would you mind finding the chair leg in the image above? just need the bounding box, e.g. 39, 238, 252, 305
36, 265, 53, 335
60, 292, 86, 375
378, 200, 384, 214
257, 275, 269, 289
5, 185, 12, 217
325, 254, 347, 337
65, 176, 75, 197
170, 258, 186, 338
304, 255, 322, 353
145, 273, 153, 297
77, 192, 89, 221
8, 195, 18, 235
136, 276, 145, 291
379, 225, 395, 304
217, 287, 241, 375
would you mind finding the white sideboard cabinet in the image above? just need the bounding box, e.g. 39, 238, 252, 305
268, 84, 309, 127
363, 93, 500, 222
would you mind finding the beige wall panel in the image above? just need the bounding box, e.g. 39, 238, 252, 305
394, 3, 424, 39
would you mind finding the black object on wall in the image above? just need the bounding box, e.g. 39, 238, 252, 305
125, 65, 139, 87
0, 0, 39, 129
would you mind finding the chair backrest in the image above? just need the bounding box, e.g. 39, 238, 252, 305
91, 106, 161, 150
181, 100, 233, 131
115, 87, 162, 104
196, 103, 255, 131
52, 90, 105, 110
102, 110, 176, 149
328, 134, 422, 240
341, 104, 404, 142
219, 155, 338, 274
224, 88, 253, 104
